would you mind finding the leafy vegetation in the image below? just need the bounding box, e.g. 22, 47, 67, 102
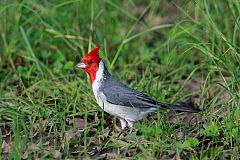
0, 0, 239, 159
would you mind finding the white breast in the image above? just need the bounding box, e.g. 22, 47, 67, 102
91, 61, 143, 122
92, 61, 105, 108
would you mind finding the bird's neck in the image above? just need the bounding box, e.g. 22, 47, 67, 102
89, 60, 109, 85
88, 71, 97, 84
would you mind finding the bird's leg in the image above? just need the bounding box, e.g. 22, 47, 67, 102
120, 118, 127, 129
126, 119, 134, 133
116, 118, 127, 138
126, 120, 133, 128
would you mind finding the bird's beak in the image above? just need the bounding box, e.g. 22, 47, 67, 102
76, 62, 86, 69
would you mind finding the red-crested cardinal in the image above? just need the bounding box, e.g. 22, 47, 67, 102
76, 46, 200, 129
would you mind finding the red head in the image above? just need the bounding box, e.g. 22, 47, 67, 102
76, 46, 101, 84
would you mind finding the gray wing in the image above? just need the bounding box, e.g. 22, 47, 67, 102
101, 75, 200, 113
101, 76, 158, 108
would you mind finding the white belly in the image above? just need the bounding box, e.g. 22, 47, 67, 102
93, 86, 142, 121
91, 60, 143, 122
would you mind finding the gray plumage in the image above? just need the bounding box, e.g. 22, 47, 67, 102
100, 62, 200, 114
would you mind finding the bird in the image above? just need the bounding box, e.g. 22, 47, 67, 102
76, 46, 200, 129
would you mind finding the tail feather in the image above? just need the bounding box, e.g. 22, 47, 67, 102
158, 102, 201, 113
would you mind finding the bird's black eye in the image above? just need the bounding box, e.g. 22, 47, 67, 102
87, 60, 93, 65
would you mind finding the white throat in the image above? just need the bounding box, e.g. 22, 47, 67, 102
92, 60, 105, 108
94, 60, 105, 83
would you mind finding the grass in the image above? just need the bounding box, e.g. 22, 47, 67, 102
0, 0, 239, 159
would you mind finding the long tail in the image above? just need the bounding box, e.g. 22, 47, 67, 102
158, 102, 201, 113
